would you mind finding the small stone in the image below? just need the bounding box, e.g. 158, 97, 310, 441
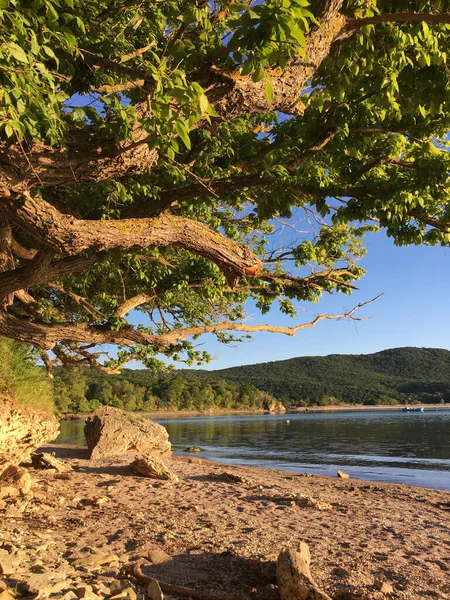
188, 457, 202, 464
0, 465, 32, 496
93, 583, 111, 596
337, 470, 350, 479
374, 580, 393, 594
147, 549, 171, 564
32, 453, 72, 472
21, 572, 68, 595
0, 590, 15, 600
76, 584, 100, 599
215, 472, 252, 485
109, 587, 137, 600
93, 496, 110, 506
0, 549, 23, 576
109, 581, 131, 595
54, 473, 73, 480
0, 487, 18, 500
185, 446, 203, 453
61, 593, 78, 600
147, 579, 164, 600
131, 455, 179, 483
72, 554, 120, 568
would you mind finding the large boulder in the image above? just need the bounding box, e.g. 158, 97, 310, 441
0, 396, 59, 465
84, 407, 171, 460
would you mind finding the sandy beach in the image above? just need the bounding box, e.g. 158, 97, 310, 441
1, 443, 449, 600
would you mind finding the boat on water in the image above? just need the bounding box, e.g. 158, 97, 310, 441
402, 407, 424, 413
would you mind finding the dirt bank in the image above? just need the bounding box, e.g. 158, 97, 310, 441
1, 444, 449, 600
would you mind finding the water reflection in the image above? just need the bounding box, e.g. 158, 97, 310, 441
56, 410, 450, 490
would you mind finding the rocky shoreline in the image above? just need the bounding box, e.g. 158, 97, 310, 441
1, 442, 450, 600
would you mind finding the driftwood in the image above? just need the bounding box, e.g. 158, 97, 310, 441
277, 543, 332, 600
125, 559, 247, 600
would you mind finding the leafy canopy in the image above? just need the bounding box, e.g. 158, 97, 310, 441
0, 0, 449, 372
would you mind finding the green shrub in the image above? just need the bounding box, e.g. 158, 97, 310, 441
0, 338, 54, 412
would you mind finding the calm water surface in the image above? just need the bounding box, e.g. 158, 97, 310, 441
57, 410, 450, 491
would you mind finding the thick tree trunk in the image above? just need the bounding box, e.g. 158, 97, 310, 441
204, 1, 346, 119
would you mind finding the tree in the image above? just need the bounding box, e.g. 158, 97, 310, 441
0, 1, 449, 373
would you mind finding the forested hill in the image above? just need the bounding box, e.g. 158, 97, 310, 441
51, 347, 450, 413
200, 347, 450, 406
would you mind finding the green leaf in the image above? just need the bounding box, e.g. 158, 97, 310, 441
252, 66, 264, 83
6, 43, 28, 64
264, 80, 274, 101
175, 120, 191, 150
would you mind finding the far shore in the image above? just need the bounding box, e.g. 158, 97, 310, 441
61, 403, 449, 420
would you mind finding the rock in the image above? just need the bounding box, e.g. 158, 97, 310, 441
0, 591, 15, 600
337, 470, 350, 479
76, 584, 100, 599
72, 554, 120, 569
188, 457, 203, 464
214, 472, 253, 485
131, 455, 179, 482
185, 446, 203, 452
147, 579, 164, 600
0, 397, 59, 465
0, 486, 18, 500
20, 572, 68, 596
268, 401, 286, 414
32, 452, 72, 472
0, 549, 24, 576
54, 472, 73, 480
61, 593, 78, 600
109, 587, 137, 600
0, 464, 32, 496
277, 544, 332, 600
84, 407, 171, 460
374, 580, 393, 594
109, 581, 132, 595
147, 549, 171, 564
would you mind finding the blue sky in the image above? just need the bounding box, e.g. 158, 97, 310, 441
183, 232, 450, 370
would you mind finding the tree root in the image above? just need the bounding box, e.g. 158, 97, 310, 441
123, 559, 248, 600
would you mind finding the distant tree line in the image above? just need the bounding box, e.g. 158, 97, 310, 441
53, 368, 275, 414
201, 347, 450, 407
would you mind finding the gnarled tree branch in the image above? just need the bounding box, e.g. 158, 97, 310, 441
1, 192, 262, 294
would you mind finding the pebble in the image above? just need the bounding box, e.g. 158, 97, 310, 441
0, 549, 24, 576
109, 587, 137, 600
337, 470, 350, 479
147, 549, 171, 564
72, 554, 120, 568
76, 584, 100, 599
20, 571, 68, 595
147, 579, 164, 600
374, 579, 393, 594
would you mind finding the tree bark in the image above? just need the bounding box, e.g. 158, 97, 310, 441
203, 2, 346, 120
0, 130, 157, 192
1, 192, 262, 292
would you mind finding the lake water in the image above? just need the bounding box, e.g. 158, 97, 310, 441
57, 409, 450, 491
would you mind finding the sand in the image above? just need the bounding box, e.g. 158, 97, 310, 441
2, 444, 450, 600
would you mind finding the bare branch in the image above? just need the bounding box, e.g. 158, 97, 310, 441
0, 296, 381, 358
159, 296, 380, 344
